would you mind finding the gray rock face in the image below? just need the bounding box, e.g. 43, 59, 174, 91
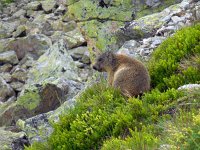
0, 51, 19, 65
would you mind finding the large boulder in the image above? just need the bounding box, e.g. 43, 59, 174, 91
0, 40, 85, 126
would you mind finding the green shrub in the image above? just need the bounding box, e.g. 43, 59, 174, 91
101, 126, 158, 150
148, 23, 200, 91
26, 82, 189, 150
1, 0, 14, 5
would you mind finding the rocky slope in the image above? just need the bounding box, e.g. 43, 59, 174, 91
0, 0, 199, 149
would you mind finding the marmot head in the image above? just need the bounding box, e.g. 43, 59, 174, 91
92, 51, 115, 72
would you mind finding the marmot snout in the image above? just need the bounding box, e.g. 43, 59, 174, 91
93, 51, 150, 97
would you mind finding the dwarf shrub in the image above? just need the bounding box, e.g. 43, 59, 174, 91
149, 23, 200, 91
26, 82, 188, 150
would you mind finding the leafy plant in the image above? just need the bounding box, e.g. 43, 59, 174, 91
148, 23, 200, 91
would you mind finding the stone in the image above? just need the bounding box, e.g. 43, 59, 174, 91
26, 1, 42, 11
41, 0, 57, 13
11, 68, 27, 82
180, 1, 190, 10
0, 64, 13, 73
0, 76, 15, 102
13, 25, 26, 38
178, 84, 200, 90
171, 16, 183, 23
51, 20, 77, 33
0, 127, 28, 150
17, 114, 53, 143
195, 3, 200, 20
54, 4, 66, 15
10, 81, 24, 92
0, 72, 12, 83
7, 34, 52, 60
0, 51, 19, 65
41, 21, 54, 36
0, 21, 20, 39
12, 9, 26, 18
51, 28, 85, 49
70, 46, 89, 61
121, 40, 140, 49
80, 55, 91, 65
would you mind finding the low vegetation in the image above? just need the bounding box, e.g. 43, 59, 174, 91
26, 24, 200, 150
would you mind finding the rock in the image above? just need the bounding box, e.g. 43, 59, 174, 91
54, 4, 66, 15
80, 55, 91, 65
195, 2, 200, 20
41, 0, 57, 13
0, 51, 19, 65
0, 76, 15, 102
0, 127, 28, 150
70, 46, 89, 61
12, 9, 26, 18
17, 114, 53, 143
51, 20, 77, 33
0, 38, 14, 53
171, 16, 182, 23
7, 34, 52, 60
11, 135, 30, 150
26, 1, 42, 11
0, 64, 13, 73
51, 28, 85, 49
10, 81, 24, 92
41, 21, 54, 36
0, 72, 12, 83
13, 25, 26, 38
0, 21, 20, 39
178, 84, 200, 90
11, 68, 27, 82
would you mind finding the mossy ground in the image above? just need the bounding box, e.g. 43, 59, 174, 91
26, 24, 200, 150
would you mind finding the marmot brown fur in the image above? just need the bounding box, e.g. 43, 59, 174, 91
92, 51, 150, 97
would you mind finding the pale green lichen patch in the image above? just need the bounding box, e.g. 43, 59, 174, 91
17, 89, 41, 111
67, 0, 133, 22
78, 20, 123, 53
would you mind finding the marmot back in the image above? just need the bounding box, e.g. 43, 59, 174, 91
93, 51, 150, 97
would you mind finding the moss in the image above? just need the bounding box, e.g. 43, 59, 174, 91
17, 90, 41, 111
